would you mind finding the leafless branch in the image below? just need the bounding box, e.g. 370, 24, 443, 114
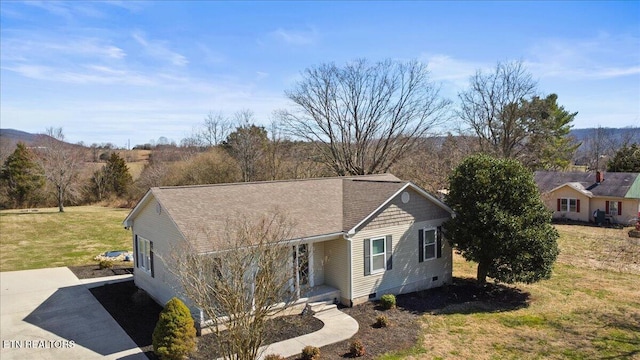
279, 58, 451, 176
168, 211, 297, 360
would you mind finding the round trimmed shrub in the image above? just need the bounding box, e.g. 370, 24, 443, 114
301, 345, 320, 360
375, 314, 390, 328
99, 259, 113, 269
349, 339, 366, 357
380, 294, 396, 309
152, 297, 196, 360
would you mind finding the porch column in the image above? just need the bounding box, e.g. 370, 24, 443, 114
308, 243, 314, 288
294, 245, 300, 299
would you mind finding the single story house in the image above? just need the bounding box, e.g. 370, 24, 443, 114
534, 171, 640, 224
123, 174, 454, 326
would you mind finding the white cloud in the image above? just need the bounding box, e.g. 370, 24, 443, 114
20, 1, 140, 19
132, 30, 188, 66
418, 54, 489, 94
3, 63, 154, 86
525, 34, 640, 81
268, 27, 317, 46
23, 1, 74, 18
196, 43, 226, 64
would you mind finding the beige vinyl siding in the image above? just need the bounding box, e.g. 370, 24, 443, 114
132, 197, 189, 310
312, 242, 325, 286
590, 197, 640, 224
350, 189, 452, 303
543, 187, 590, 223
351, 220, 451, 303
322, 238, 350, 304
364, 188, 450, 230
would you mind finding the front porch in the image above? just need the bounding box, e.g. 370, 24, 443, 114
299, 285, 341, 304
289, 239, 347, 307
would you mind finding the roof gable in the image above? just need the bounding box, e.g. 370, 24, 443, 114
548, 182, 593, 198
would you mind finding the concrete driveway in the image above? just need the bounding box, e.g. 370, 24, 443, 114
0, 267, 147, 360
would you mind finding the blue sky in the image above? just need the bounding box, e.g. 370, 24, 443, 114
1, 1, 638, 147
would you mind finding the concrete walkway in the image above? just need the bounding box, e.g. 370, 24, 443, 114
0, 267, 146, 360
258, 306, 359, 360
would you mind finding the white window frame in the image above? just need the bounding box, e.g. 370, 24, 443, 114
609, 201, 618, 215
370, 236, 386, 274
423, 228, 437, 261
560, 198, 577, 212
137, 236, 152, 274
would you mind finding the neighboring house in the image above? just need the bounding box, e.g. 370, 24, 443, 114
534, 171, 640, 224
123, 174, 454, 327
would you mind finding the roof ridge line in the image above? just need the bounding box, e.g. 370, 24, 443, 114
155, 174, 399, 190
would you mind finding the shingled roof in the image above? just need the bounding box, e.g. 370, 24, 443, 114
534, 171, 640, 198
124, 174, 450, 253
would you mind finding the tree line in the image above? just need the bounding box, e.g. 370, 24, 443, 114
1, 59, 638, 211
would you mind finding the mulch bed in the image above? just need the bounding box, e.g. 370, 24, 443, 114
89, 280, 323, 360
289, 277, 530, 359
69, 263, 133, 279
193, 313, 323, 360
89, 274, 530, 360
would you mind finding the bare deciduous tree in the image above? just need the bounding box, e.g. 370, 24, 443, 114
265, 118, 284, 181
224, 110, 268, 182
457, 60, 538, 159
391, 134, 478, 193
169, 212, 296, 360
582, 126, 629, 171
196, 111, 233, 147
279, 58, 451, 176
36, 128, 82, 212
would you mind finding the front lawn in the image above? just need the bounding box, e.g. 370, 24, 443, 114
3, 205, 638, 359
416, 225, 640, 359
0, 206, 131, 271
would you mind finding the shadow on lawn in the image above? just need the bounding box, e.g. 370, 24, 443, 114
396, 277, 530, 315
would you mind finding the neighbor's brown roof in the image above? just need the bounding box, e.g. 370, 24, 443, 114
143, 174, 409, 253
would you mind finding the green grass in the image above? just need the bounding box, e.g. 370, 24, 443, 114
418, 225, 640, 359
0, 206, 132, 271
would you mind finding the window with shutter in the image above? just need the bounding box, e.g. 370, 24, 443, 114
559, 198, 578, 212
421, 228, 437, 261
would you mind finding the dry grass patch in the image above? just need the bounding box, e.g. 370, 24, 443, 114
555, 224, 640, 274
0, 206, 131, 271
420, 225, 640, 359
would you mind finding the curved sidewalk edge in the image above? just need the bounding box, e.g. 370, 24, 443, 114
258, 308, 359, 360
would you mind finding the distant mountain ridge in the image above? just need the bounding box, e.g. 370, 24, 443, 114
1, 127, 638, 149
0, 129, 43, 145
570, 127, 640, 144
